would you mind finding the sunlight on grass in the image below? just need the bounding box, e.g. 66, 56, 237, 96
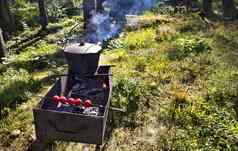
123, 28, 157, 50
1, 6, 238, 151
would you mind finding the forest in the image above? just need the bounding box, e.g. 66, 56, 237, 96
0, 0, 238, 151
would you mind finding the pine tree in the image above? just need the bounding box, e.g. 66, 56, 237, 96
222, 0, 237, 20
0, 28, 7, 63
38, 0, 48, 30
0, 0, 16, 39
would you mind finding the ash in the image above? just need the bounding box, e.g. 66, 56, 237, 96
69, 76, 108, 106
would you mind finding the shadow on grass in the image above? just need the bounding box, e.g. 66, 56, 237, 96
0, 78, 42, 118
215, 36, 238, 67
0, 52, 63, 118
0, 50, 66, 74
8, 27, 62, 54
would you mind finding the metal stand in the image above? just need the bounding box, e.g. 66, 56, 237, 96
32, 139, 55, 151
95, 145, 101, 151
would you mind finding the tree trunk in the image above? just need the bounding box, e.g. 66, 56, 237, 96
0, 28, 7, 63
184, 0, 192, 12
203, 0, 212, 16
222, 0, 236, 20
0, 0, 16, 39
38, 0, 48, 30
83, 0, 105, 28
171, 0, 178, 13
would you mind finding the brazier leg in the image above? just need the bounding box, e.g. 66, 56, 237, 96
95, 145, 101, 151
31, 139, 48, 151
31, 139, 55, 151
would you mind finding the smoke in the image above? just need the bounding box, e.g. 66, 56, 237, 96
84, 0, 156, 43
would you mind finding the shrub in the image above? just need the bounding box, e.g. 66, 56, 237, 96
107, 39, 125, 50
112, 78, 139, 112
152, 2, 174, 15
155, 25, 177, 42
123, 29, 157, 50
11, 1, 39, 29
206, 63, 238, 108
178, 15, 206, 33
168, 36, 211, 60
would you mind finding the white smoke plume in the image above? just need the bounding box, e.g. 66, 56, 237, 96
84, 0, 156, 43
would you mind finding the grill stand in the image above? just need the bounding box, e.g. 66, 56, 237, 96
33, 39, 123, 150
33, 66, 115, 151
32, 104, 125, 151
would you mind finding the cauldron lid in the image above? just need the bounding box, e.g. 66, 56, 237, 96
64, 42, 102, 54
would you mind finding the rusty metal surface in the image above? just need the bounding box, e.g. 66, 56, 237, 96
33, 66, 112, 145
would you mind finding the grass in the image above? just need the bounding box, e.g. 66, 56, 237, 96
122, 28, 158, 50
100, 12, 238, 151
0, 16, 83, 151
1, 9, 238, 151
0, 68, 41, 108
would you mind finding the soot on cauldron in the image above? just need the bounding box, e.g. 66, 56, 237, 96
64, 42, 102, 76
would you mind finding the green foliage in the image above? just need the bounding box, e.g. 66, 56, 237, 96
11, 0, 39, 29
46, 0, 67, 19
214, 24, 238, 49
122, 29, 157, 50
155, 25, 177, 42
168, 36, 211, 60
72, 0, 83, 7
3, 41, 60, 71
106, 39, 125, 50
1, 6, 238, 150
101, 12, 238, 151
9, 0, 83, 31
206, 63, 238, 107
152, 2, 174, 15
0, 68, 41, 107
178, 14, 207, 33
46, 0, 82, 19
158, 94, 238, 150
112, 78, 139, 112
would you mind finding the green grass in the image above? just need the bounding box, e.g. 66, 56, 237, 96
0, 68, 41, 107
100, 12, 238, 151
1, 9, 238, 151
122, 28, 158, 50
0, 16, 84, 150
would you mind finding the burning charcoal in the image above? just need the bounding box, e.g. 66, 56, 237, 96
72, 106, 85, 114
99, 105, 105, 116
86, 88, 104, 95
69, 77, 107, 106
34, 65, 112, 147
56, 104, 75, 112
74, 89, 105, 98
83, 107, 99, 116
56, 104, 85, 114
